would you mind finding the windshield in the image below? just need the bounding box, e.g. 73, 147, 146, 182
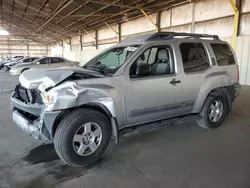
83, 45, 140, 74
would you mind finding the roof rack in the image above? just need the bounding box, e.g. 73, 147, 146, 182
146, 32, 219, 41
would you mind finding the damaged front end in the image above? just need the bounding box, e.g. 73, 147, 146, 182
11, 83, 61, 142
11, 67, 117, 142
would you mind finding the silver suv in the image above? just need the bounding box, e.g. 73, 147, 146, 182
11, 32, 241, 167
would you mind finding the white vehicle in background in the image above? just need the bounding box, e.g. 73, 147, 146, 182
3, 57, 39, 72
10, 57, 80, 76
0, 56, 24, 70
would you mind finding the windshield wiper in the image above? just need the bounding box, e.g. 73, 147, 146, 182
86, 65, 110, 75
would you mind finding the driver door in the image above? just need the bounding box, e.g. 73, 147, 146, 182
124, 45, 185, 125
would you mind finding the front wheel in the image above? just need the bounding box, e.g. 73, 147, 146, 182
54, 109, 111, 167
196, 94, 228, 129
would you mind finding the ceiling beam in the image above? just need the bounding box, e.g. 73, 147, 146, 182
55, 0, 121, 34
9, 0, 16, 30
1, 16, 56, 41
14, 0, 48, 16
20, 0, 31, 24
88, 0, 151, 10
2, 6, 68, 41
1, 23, 51, 44
1, 19, 62, 44
68, 0, 145, 33
51, 2, 87, 27
2, 6, 39, 26
0, 0, 2, 27
31, 0, 49, 21
28, 0, 74, 39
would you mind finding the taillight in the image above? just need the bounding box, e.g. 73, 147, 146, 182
237, 64, 240, 82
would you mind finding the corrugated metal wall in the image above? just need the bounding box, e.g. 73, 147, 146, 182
221, 36, 250, 85
0, 36, 48, 59
236, 36, 250, 85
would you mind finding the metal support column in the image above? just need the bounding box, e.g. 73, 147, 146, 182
95, 30, 98, 49
84, 29, 97, 48
69, 37, 72, 51
61, 40, 63, 57
141, 9, 159, 32
46, 45, 49, 56
191, 2, 196, 33
156, 11, 161, 32
118, 23, 121, 42
80, 35, 83, 51
229, 0, 241, 49
27, 39, 29, 56
7, 36, 10, 57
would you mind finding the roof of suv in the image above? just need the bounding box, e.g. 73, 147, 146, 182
120, 32, 220, 45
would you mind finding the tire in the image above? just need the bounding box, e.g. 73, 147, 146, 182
21, 68, 29, 73
54, 108, 111, 167
196, 94, 228, 129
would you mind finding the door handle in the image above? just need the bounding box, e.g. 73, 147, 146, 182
169, 79, 181, 85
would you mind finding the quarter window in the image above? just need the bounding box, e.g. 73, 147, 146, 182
211, 43, 235, 66
180, 43, 210, 73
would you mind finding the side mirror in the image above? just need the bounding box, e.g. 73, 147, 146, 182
36, 62, 40, 64
136, 63, 151, 76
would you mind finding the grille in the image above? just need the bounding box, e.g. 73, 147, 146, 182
14, 84, 43, 104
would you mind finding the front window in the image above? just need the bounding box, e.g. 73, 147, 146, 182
84, 45, 140, 74
130, 46, 175, 78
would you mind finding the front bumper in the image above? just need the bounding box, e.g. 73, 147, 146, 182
11, 95, 61, 142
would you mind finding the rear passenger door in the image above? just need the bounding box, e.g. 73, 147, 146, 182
178, 42, 212, 112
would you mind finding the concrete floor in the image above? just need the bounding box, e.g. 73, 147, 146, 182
0, 72, 250, 188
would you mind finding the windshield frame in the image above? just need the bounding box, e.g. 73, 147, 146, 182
83, 44, 142, 75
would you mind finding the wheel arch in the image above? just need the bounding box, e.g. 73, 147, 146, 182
51, 102, 119, 143
192, 71, 235, 113
193, 86, 233, 114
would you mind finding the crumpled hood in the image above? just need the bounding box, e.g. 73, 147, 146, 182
19, 67, 103, 90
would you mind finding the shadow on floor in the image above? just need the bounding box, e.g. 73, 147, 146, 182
23, 144, 59, 164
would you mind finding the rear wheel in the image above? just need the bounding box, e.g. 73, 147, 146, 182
54, 108, 111, 167
196, 94, 228, 129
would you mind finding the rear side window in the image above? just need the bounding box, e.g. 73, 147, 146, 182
52, 58, 65, 63
23, 58, 33, 62
180, 42, 210, 73
211, 43, 235, 66
39, 58, 51, 64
